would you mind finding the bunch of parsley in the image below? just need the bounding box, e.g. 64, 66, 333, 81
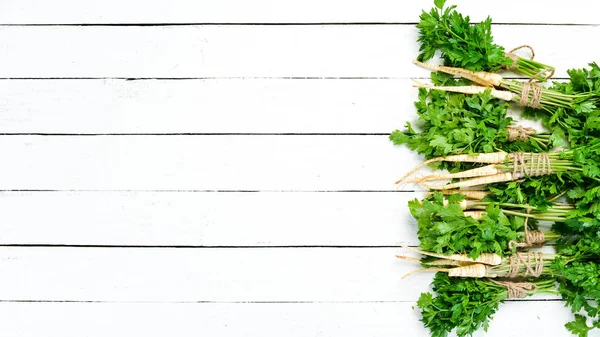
409, 193, 524, 259
417, 228, 600, 337
401, 2, 600, 336
552, 226, 600, 335
417, 0, 509, 72
390, 72, 554, 172
487, 138, 600, 211
417, 0, 553, 79
418, 272, 556, 337
523, 62, 600, 147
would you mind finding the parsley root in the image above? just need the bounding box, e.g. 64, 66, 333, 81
395, 152, 507, 185
397, 2, 600, 336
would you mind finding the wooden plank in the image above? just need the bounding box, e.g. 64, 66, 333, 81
0, 135, 419, 191
0, 0, 596, 24
0, 247, 436, 302
0, 78, 564, 134
0, 79, 417, 134
0, 191, 418, 246
0, 301, 577, 337
0, 25, 595, 78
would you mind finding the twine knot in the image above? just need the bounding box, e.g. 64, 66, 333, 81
507, 126, 536, 141
524, 230, 545, 245
505, 53, 519, 70
489, 278, 538, 299
509, 230, 545, 249
503, 45, 554, 80
503, 45, 535, 70
509, 208, 545, 249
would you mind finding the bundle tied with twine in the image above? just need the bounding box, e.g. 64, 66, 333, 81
509, 208, 545, 249
488, 278, 538, 299
519, 81, 544, 109
508, 251, 544, 278
502, 210, 545, 299
510, 152, 552, 179
506, 126, 537, 141
487, 251, 544, 299
503, 44, 555, 81
503, 45, 535, 71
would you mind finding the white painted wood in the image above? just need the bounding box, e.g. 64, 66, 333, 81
0, 0, 596, 24
0, 247, 434, 302
0, 191, 418, 246
0, 301, 583, 337
0, 135, 420, 191
0, 78, 573, 134
0, 79, 418, 134
0, 25, 595, 78
0, 3, 594, 335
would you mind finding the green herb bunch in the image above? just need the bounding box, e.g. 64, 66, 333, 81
390, 72, 554, 173
399, 2, 600, 336
523, 62, 600, 147
409, 193, 524, 259
418, 272, 556, 337
417, 0, 553, 80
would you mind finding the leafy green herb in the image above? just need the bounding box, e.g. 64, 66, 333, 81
523, 62, 600, 147
418, 272, 556, 337
409, 192, 569, 258
390, 72, 552, 172
417, 1, 508, 71
409, 194, 521, 259
565, 315, 593, 337
401, 4, 600, 337
416, 1, 553, 79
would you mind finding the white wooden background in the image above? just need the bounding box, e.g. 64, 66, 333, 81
0, 1, 598, 336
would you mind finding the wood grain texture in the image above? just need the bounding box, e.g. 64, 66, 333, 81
0, 25, 595, 78
0, 78, 564, 134
0, 135, 419, 191
0, 247, 433, 302
0, 301, 578, 337
0, 0, 597, 24
0, 79, 417, 134
1, 1, 598, 335
0, 191, 418, 246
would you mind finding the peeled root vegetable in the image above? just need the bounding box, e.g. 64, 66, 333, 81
401, 246, 502, 266
412, 81, 516, 102
421, 172, 515, 190
411, 165, 500, 184
396, 152, 508, 185
413, 60, 503, 87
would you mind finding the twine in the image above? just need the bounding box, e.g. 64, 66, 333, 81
511, 152, 526, 179
532, 67, 556, 81
504, 45, 535, 70
509, 208, 545, 249
510, 152, 552, 178
524, 230, 545, 245
504, 45, 554, 80
508, 251, 544, 278
507, 46, 546, 108
488, 278, 538, 299
507, 126, 536, 141
505, 53, 519, 70
518, 82, 543, 108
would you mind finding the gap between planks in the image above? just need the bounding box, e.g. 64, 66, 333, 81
0, 22, 597, 27
0, 298, 566, 303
